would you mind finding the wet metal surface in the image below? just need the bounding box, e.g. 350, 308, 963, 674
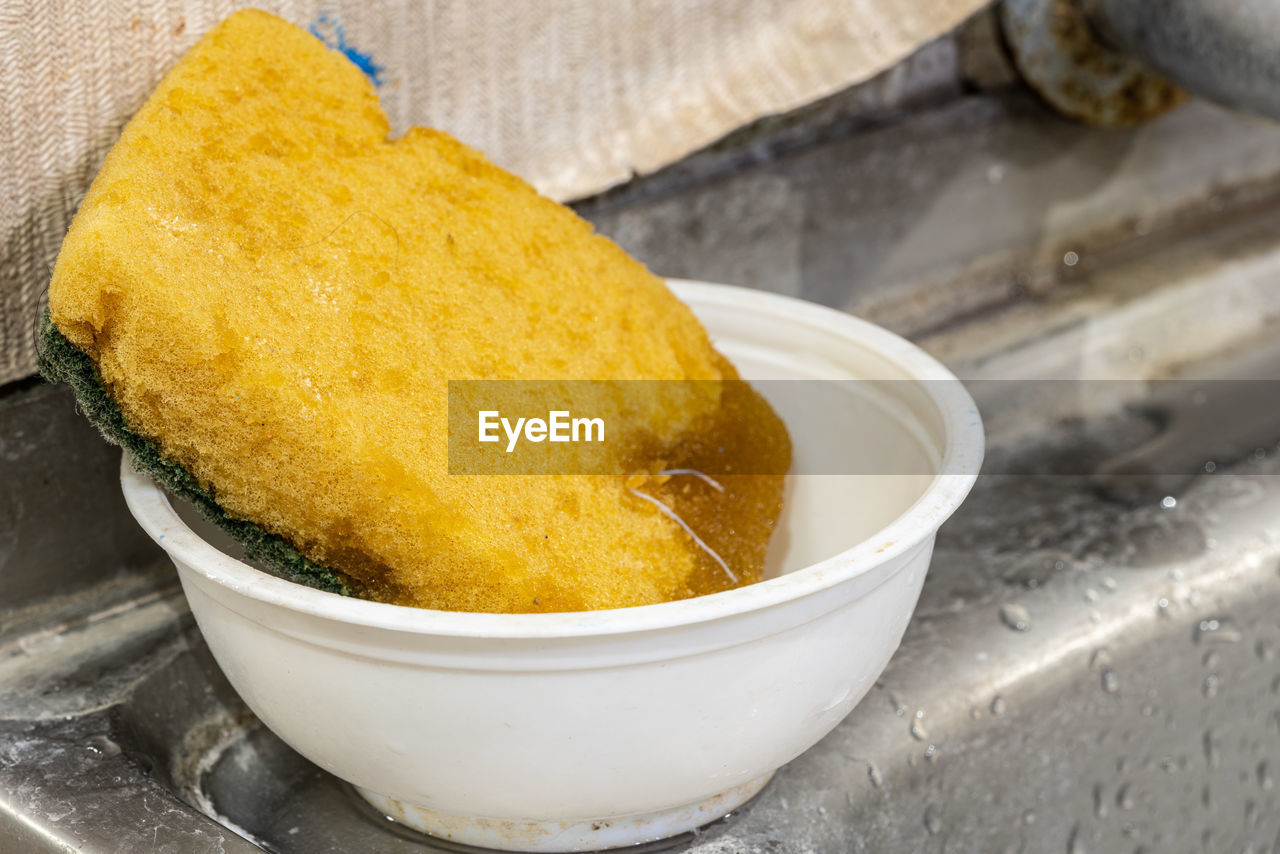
0, 380, 160, 605
582, 91, 1280, 343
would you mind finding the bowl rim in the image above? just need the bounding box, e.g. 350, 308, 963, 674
120, 280, 983, 639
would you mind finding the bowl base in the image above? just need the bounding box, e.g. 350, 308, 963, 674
355, 772, 774, 852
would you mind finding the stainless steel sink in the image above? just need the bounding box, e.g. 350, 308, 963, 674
5, 17, 1280, 851
5, 231, 1280, 852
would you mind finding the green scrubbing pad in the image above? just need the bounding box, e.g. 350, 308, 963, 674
37, 309, 358, 597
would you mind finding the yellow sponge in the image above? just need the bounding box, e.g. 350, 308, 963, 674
47, 10, 789, 613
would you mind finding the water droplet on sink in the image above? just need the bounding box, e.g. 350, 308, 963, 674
1140, 703, 1156, 717
1194, 618, 1241, 644
910, 716, 929, 742
866, 760, 883, 789
1202, 650, 1220, 668
1202, 674, 1220, 699
1156, 597, 1171, 617
924, 743, 938, 763
1090, 648, 1112, 670
84, 734, 120, 757
1022, 809, 1036, 825
991, 696, 1007, 716
1258, 761, 1274, 792
1068, 823, 1089, 854
1101, 669, 1121, 694
1256, 640, 1275, 662
1000, 603, 1032, 632
1093, 783, 1108, 818
1116, 783, 1134, 811
1101, 576, 1117, 592
924, 805, 942, 835
1083, 588, 1100, 604
1203, 729, 1221, 769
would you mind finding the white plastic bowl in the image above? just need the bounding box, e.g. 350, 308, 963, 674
120, 281, 982, 851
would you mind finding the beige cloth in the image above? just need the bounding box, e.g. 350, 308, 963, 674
0, 0, 985, 385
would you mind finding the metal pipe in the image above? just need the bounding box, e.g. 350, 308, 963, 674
1081, 0, 1280, 121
